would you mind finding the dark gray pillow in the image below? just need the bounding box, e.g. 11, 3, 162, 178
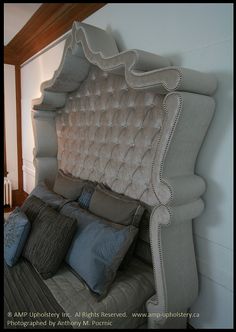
89, 184, 144, 227
21, 195, 46, 223
22, 206, 77, 279
30, 182, 69, 210
53, 169, 85, 200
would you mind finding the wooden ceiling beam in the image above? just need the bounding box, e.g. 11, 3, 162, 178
4, 3, 107, 65
4, 45, 18, 65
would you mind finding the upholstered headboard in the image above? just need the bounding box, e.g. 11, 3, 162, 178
32, 22, 217, 329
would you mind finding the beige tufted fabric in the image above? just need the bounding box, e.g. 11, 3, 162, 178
56, 65, 164, 206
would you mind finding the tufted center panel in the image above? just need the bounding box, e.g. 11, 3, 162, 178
56, 66, 165, 206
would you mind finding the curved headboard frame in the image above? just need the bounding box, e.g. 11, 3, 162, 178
32, 22, 217, 328
33, 22, 217, 111
146, 91, 215, 328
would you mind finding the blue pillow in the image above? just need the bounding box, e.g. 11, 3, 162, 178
62, 204, 137, 298
78, 183, 96, 209
4, 207, 31, 267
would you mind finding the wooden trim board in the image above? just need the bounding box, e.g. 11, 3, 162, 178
15, 65, 23, 192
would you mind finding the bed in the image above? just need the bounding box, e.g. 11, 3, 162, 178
4, 22, 217, 329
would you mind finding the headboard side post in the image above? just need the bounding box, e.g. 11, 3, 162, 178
147, 92, 215, 328
31, 110, 58, 188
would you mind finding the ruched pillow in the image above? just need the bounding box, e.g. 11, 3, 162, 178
23, 206, 77, 279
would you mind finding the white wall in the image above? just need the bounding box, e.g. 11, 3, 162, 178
20, 4, 233, 328
4, 64, 18, 190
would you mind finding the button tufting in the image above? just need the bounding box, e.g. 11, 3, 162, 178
55, 66, 162, 206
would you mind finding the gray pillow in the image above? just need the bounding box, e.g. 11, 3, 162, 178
61, 203, 138, 298
30, 182, 69, 210
22, 206, 77, 279
21, 195, 46, 223
60, 201, 123, 229
53, 169, 85, 200
89, 184, 144, 227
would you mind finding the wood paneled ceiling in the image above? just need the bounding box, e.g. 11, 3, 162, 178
4, 3, 106, 65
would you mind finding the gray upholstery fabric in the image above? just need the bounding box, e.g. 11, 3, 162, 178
23, 206, 77, 279
89, 184, 144, 227
44, 257, 155, 329
53, 169, 85, 199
